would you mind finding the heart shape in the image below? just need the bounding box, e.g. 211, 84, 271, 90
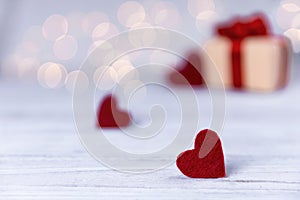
97, 94, 131, 128
176, 129, 226, 178
169, 51, 204, 85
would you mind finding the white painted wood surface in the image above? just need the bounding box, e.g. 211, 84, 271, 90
0, 80, 300, 200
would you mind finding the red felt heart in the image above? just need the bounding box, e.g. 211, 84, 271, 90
176, 129, 226, 178
97, 94, 131, 128
169, 51, 204, 86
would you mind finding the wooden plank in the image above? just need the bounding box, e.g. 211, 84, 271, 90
0, 81, 300, 199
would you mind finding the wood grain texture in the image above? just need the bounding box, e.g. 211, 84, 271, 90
0, 81, 300, 199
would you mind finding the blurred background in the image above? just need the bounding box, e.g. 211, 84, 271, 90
1, 1, 300, 198
0, 0, 299, 91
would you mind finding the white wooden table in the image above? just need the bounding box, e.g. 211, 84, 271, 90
0, 78, 300, 199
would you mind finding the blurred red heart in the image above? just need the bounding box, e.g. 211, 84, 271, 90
176, 129, 226, 178
169, 51, 204, 86
97, 95, 130, 128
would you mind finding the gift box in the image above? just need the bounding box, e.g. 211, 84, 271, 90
203, 14, 290, 91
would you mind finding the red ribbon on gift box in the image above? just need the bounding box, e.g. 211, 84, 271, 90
216, 14, 270, 88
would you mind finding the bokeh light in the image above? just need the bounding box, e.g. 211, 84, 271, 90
15, 41, 39, 57
87, 40, 116, 66
112, 59, 139, 84
37, 62, 67, 88
284, 28, 300, 52
275, 0, 300, 53
276, 0, 300, 30
128, 27, 157, 47
1, 54, 24, 79
149, 50, 178, 67
282, 1, 300, 12
117, 1, 146, 28
151, 1, 181, 28
82, 11, 109, 36
292, 13, 300, 28
88, 40, 105, 55
92, 22, 119, 41
65, 70, 89, 93
195, 10, 218, 34
93, 66, 118, 90
17, 57, 40, 81
42, 15, 68, 41
53, 35, 78, 60
187, 0, 215, 18
277, 5, 296, 30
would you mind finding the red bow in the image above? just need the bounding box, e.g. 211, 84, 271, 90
217, 15, 270, 40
